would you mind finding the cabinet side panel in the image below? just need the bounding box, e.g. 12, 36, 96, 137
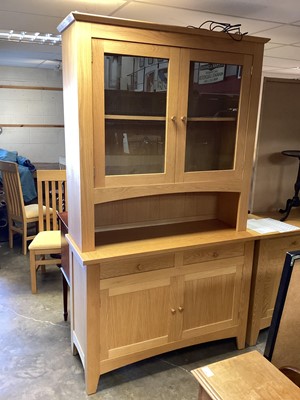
62, 22, 95, 251
71, 251, 87, 365
236, 241, 254, 349
261, 236, 300, 323
85, 264, 101, 394
217, 192, 239, 228
271, 260, 300, 370
238, 49, 264, 230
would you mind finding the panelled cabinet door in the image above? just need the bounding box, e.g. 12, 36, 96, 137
99, 272, 176, 363
92, 39, 180, 188
175, 49, 252, 183
179, 258, 244, 340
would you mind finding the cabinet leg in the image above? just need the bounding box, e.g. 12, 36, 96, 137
72, 342, 78, 356
62, 273, 68, 321
246, 323, 260, 346
85, 370, 100, 395
236, 334, 246, 350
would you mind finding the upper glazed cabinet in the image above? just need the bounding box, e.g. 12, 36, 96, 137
59, 13, 267, 250
93, 40, 251, 187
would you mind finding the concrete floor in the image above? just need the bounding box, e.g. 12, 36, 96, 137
0, 237, 268, 400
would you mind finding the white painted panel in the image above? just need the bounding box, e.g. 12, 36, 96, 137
0, 128, 30, 144
0, 65, 65, 163
30, 129, 60, 144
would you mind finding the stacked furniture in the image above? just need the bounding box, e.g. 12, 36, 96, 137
58, 12, 268, 394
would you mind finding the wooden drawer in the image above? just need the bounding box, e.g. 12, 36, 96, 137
100, 253, 175, 279
183, 242, 245, 266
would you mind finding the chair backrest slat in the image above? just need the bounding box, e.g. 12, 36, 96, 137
36, 170, 67, 232
0, 161, 25, 221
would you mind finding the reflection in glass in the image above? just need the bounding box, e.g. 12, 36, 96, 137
105, 120, 165, 175
185, 62, 242, 172
103, 54, 168, 176
185, 121, 236, 171
104, 55, 169, 116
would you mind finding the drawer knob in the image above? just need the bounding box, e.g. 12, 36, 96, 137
171, 308, 176, 314
136, 263, 142, 271
171, 115, 176, 122
178, 306, 184, 312
212, 252, 219, 258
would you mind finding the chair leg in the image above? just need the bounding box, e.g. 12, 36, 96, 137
62, 273, 68, 321
30, 250, 37, 294
8, 222, 13, 249
22, 225, 27, 256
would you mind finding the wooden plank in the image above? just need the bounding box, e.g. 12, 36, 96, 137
0, 85, 62, 90
192, 351, 300, 400
1, 124, 64, 128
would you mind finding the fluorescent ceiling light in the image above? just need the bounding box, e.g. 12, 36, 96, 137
0, 30, 61, 45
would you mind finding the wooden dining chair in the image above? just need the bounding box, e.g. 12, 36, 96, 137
0, 160, 40, 255
28, 169, 67, 294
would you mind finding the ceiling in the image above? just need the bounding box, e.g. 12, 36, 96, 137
1, 0, 300, 77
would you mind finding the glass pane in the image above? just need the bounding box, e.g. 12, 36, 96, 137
185, 121, 236, 171
103, 54, 168, 176
104, 55, 169, 116
185, 62, 242, 172
105, 120, 165, 175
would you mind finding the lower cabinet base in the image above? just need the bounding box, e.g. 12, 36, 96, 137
69, 240, 254, 395
72, 326, 246, 395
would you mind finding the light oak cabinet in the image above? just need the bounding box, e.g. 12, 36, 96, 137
100, 243, 249, 359
247, 232, 300, 345
59, 12, 267, 394
72, 241, 253, 382
59, 13, 268, 254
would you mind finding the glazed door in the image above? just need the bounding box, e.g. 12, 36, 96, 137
92, 39, 180, 188
175, 49, 252, 183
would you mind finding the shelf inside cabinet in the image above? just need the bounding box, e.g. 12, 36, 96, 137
105, 115, 166, 121
187, 117, 236, 122
88, 218, 254, 263
94, 191, 241, 241
95, 219, 232, 245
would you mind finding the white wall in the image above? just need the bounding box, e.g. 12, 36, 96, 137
0, 65, 65, 164
251, 77, 300, 213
